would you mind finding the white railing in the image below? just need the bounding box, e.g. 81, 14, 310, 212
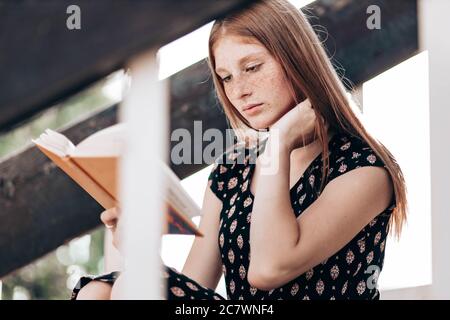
110, 49, 168, 299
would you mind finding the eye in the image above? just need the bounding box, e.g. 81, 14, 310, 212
246, 64, 262, 73
220, 75, 231, 83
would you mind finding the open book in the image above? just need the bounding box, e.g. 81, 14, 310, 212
32, 123, 202, 237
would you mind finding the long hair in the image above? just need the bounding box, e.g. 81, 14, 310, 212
207, 0, 407, 238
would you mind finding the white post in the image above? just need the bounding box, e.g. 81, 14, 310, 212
114, 49, 168, 299
419, 0, 450, 299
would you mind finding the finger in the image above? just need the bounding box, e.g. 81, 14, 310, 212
115, 205, 122, 217
112, 231, 120, 251
100, 212, 114, 226
100, 207, 119, 226
105, 222, 116, 229
102, 207, 119, 220
300, 98, 311, 107
297, 99, 312, 112
112, 221, 123, 251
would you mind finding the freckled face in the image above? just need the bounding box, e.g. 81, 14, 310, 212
213, 35, 296, 130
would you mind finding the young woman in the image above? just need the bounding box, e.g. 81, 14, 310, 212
72, 0, 407, 300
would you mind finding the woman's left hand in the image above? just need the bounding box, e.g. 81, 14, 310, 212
100, 207, 123, 252
270, 98, 319, 152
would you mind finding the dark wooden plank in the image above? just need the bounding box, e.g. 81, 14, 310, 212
306, 0, 418, 88
0, 0, 256, 132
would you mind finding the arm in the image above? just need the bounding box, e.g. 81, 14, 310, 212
181, 180, 224, 290
248, 138, 393, 290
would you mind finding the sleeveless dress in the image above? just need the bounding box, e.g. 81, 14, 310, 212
71, 130, 396, 300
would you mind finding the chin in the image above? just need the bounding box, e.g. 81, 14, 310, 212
248, 118, 274, 131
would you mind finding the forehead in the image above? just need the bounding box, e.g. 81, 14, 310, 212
213, 35, 269, 72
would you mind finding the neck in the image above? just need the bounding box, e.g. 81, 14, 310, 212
290, 128, 336, 161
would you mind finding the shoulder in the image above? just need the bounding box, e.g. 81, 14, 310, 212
328, 132, 388, 179
325, 131, 395, 212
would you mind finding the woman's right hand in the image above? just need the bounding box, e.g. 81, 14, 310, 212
100, 207, 122, 251
270, 98, 319, 152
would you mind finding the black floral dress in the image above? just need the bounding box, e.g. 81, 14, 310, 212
208, 130, 396, 300
71, 130, 395, 300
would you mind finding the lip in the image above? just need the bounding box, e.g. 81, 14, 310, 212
243, 103, 263, 113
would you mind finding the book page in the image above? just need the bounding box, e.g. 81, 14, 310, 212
32, 128, 76, 157
71, 123, 126, 157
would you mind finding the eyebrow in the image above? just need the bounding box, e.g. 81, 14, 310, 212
215, 53, 265, 74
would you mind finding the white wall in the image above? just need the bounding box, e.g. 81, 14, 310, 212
420, 0, 450, 299
363, 52, 432, 292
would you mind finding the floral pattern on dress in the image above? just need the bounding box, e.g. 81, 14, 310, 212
208, 132, 395, 300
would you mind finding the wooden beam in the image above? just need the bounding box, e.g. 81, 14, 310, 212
306, 0, 418, 87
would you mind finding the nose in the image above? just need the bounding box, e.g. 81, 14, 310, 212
229, 75, 252, 102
